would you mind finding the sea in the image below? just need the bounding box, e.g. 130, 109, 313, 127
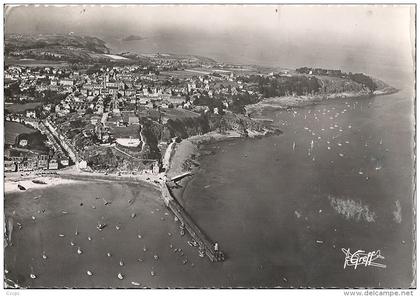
179, 67, 415, 287
4, 44, 415, 287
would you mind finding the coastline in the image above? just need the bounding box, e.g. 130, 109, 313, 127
6, 85, 394, 217
162, 85, 399, 231
57, 167, 163, 190
164, 128, 273, 205
245, 86, 398, 114
5, 166, 163, 194
4, 173, 85, 194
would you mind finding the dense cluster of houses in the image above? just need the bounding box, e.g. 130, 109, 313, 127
4, 150, 68, 172
4, 61, 272, 173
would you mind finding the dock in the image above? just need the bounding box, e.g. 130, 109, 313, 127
161, 182, 225, 262
170, 171, 192, 182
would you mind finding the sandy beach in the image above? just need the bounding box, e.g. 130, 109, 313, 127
165, 129, 271, 181
3, 130, 255, 288
57, 166, 164, 189
4, 178, 224, 288
5, 174, 85, 194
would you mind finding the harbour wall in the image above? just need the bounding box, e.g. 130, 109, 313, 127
161, 182, 225, 262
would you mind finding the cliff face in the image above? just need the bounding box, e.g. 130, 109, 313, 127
140, 113, 271, 161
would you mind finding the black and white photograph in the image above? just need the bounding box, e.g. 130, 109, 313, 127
2, 3, 416, 292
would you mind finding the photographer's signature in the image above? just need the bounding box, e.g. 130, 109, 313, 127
341, 248, 386, 269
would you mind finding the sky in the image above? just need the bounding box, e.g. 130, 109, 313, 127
4, 5, 415, 77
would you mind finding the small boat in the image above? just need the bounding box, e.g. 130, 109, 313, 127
119, 260, 124, 266
32, 180, 47, 185
18, 184, 26, 191
150, 271, 155, 276
87, 270, 93, 276
107, 252, 112, 257
154, 255, 159, 260
131, 281, 141, 286
117, 273, 124, 280
97, 223, 107, 231
30, 273, 37, 279
77, 247, 82, 255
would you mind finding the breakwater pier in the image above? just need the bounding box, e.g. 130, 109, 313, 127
161, 182, 225, 262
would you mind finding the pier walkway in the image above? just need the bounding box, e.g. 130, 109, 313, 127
161, 182, 225, 262
170, 172, 192, 182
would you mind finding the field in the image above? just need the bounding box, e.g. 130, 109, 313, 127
110, 125, 140, 138
159, 67, 259, 79
5, 121, 36, 145
5, 57, 69, 67
5, 102, 42, 113
159, 70, 200, 79
161, 108, 200, 121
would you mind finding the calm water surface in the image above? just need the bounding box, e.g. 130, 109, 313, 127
4, 71, 415, 288
180, 74, 415, 288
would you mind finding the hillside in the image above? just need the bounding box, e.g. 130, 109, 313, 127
4, 33, 122, 63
